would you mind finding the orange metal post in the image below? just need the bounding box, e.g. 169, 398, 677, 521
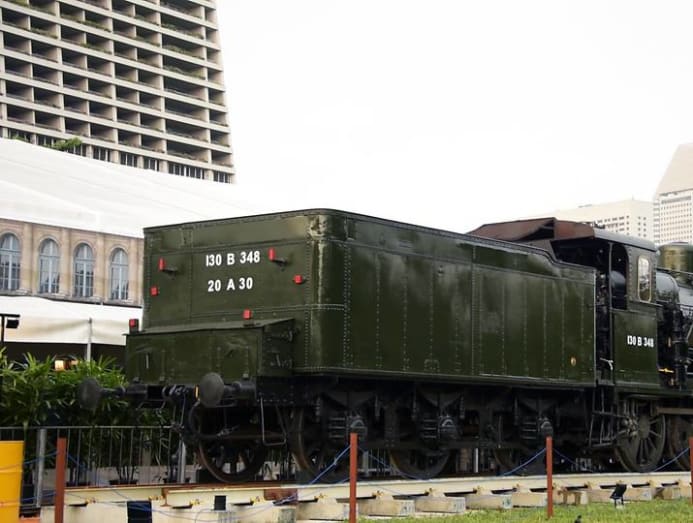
689, 436, 693, 505
55, 438, 66, 523
349, 432, 358, 523
547, 436, 553, 519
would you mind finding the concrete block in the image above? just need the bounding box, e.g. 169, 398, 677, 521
585, 482, 627, 504
414, 490, 466, 514
296, 497, 350, 521
224, 503, 296, 523
511, 489, 547, 508
42, 504, 128, 523
357, 492, 414, 517
653, 485, 681, 500
585, 488, 614, 503
623, 486, 652, 502
463, 493, 512, 510
677, 480, 692, 499
554, 489, 589, 506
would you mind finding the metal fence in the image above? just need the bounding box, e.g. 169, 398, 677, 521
0, 425, 186, 511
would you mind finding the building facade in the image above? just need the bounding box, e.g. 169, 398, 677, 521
0, 0, 233, 182
0, 217, 142, 306
654, 144, 693, 245
531, 199, 653, 241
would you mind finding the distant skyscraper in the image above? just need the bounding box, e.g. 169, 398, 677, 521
529, 199, 653, 241
654, 144, 693, 245
0, 0, 233, 182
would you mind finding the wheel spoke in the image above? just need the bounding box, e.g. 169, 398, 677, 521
198, 440, 267, 483
665, 417, 693, 470
289, 407, 353, 482
616, 404, 664, 473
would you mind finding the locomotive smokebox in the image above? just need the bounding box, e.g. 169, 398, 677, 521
659, 243, 693, 284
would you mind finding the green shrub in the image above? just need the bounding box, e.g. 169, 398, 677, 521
0, 349, 130, 428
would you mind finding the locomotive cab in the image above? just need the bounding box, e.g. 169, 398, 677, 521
470, 218, 662, 389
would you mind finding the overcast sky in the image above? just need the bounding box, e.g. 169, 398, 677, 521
216, 1, 693, 232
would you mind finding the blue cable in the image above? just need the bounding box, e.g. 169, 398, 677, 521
500, 448, 547, 476
552, 448, 596, 473
653, 446, 690, 472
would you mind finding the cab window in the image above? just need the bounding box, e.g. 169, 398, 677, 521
638, 256, 651, 302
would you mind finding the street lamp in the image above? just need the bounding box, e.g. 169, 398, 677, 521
0, 313, 20, 347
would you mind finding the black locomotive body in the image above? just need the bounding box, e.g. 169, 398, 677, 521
88, 210, 693, 481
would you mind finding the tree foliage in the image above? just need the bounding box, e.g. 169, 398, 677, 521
50, 137, 83, 152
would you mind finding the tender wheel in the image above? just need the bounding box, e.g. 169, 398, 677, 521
615, 403, 665, 472
289, 407, 353, 483
197, 439, 267, 483
389, 448, 451, 479
665, 416, 693, 470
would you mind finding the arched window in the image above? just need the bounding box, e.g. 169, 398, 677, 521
73, 243, 94, 298
0, 233, 21, 291
38, 238, 60, 294
110, 248, 129, 300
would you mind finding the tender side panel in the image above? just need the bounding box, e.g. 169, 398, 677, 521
303, 215, 595, 386
143, 215, 315, 329
474, 250, 594, 384
379, 251, 408, 371
504, 274, 528, 377
433, 261, 473, 376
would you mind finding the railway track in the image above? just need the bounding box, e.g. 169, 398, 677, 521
45, 471, 692, 522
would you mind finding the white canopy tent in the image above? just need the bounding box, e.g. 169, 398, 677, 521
0, 139, 287, 357
0, 139, 282, 238
0, 295, 140, 348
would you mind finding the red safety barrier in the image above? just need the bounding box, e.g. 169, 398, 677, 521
55, 438, 66, 523
689, 436, 693, 505
349, 432, 358, 523
547, 436, 553, 519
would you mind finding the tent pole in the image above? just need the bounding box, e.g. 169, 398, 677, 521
85, 317, 93, 361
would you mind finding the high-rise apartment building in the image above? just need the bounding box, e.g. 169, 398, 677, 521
654, 144, 693, 245
0, 0, 233, 182
528, 199, 653, 241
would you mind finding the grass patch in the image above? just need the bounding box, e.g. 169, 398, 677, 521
362, 498, 693, 522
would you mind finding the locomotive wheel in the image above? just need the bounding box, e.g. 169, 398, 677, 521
388, 448, 451, 479
665, 416, 693, 470
197, 439, 267, 483
289, 407, 353, 483
615, 407, 665, 472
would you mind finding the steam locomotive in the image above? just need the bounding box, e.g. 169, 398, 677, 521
81, 210, 693, 482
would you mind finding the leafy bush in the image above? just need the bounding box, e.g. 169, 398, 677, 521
0, 349, 129, 428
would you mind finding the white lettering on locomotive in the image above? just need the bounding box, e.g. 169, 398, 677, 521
207, 276, 254, 293
204, 251, 259, 292
626, 335, 654, 348
205, 250, 261, 267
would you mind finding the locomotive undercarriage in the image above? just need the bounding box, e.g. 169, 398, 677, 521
588, 388, 693, 473
82, 374, 693, 482
164, 377, 621, 482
